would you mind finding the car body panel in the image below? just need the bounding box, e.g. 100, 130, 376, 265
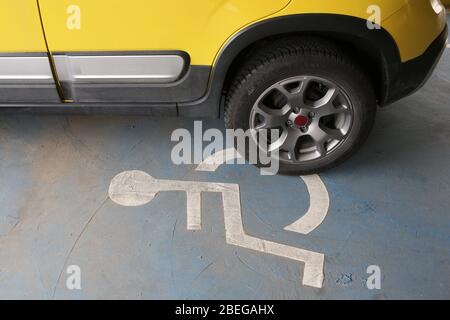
0, 0, 47, 53
36, 0, 292, 102
36, 0, 446, 66
0, 1, 60, 102
256, 0, 446, 63
0, 0, 446, 108
37, 0, 291, 66
381, 0, 447, 61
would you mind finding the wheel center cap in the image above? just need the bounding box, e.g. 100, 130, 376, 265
294, 115, 309, 127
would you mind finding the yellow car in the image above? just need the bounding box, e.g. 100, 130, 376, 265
1, 0, 448, 173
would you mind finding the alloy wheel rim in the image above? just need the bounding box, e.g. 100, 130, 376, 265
249, 75, 354, 163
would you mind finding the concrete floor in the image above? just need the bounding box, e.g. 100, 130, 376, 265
0, 38, 450, 300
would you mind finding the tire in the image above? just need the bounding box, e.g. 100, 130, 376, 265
224, 36, 377, 175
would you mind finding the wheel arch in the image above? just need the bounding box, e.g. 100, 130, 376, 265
178, 13, 401, 117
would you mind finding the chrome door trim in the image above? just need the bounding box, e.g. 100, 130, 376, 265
53, 54, 186, 84
0, 56, 54, 83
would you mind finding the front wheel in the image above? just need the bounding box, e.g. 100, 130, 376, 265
224, 37, 377, 175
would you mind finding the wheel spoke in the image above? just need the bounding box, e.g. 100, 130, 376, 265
311, 124, 345, 142
275, 78, 310, 105
315, 140, 327, 157
327, 128, 345, 141
313, 88, 352, 119
254, 126, 286, 153
309, 87, 337, 115
279, 128, 302, 160
268, 129, 289, 153
253, 103, 290, 130
314, 87, 338, 107
309, 124, 345, 157
317, 105, 351, 118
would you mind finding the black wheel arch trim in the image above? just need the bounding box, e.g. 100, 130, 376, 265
179, 13, 404, 117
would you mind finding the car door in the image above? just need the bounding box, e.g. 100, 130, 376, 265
0, 0, 60, 103
37, 0, 291, 104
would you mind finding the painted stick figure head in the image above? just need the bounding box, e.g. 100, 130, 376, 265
108, 170, 158, 206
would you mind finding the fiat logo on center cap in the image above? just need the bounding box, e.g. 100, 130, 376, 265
294, 115, 309, 127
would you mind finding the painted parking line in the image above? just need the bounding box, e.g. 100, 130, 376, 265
284, 175, 330, 235
195, 148, 244, 172
109, 170, 325, 288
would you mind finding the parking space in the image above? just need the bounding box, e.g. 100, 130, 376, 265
0, 39, 449, 300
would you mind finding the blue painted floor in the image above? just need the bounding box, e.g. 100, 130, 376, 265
0, 45, 449, 300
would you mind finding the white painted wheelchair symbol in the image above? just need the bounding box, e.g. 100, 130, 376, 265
108, 149, 329, 288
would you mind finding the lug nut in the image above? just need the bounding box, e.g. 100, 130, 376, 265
309, 111, 316, 118
286, 120, 293, 127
